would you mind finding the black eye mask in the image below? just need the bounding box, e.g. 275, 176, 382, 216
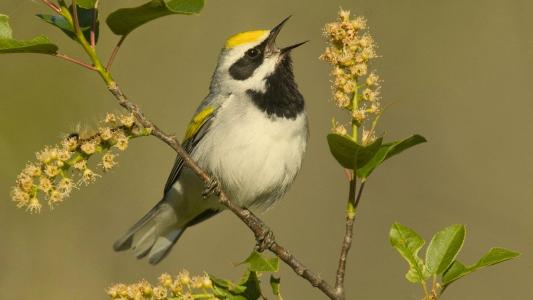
229, 40, 269, 81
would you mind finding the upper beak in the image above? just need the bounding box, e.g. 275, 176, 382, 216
266, 16, 308, 54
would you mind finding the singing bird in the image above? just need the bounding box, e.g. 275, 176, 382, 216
113, 17, 308, 264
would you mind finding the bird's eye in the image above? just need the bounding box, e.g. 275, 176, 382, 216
246, 48, 260, 58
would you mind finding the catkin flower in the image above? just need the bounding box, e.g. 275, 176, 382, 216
178, 270, 191, 285
159, 273, 173, 288
58, 177, 73, 194
39, 177, 53, 192
44, 164, 60, 178
99, 127, 113, 141
108, 270, 217, 300
23, 163, 41, 177
104, 113, 117, 124
120, 114, 135, 128
101, 152, 117, 171
81, 141, 97, 155
321, 9, 383, 139
62, 136, 78, 151
114, 132, 129, 151
12, 112, 148, 213
27, 196, 42, 214
153, 286, 168, 300
17, 173, 34, 191
81, 168, 99, 186
11, 187, 30, 207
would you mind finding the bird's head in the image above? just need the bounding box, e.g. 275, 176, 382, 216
210, 16, 307, 96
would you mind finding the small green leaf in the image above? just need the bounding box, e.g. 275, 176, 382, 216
241, 250, 279, 273
442, 248, 520, 288
442, 260, 469, 286
210, 275, 247, 299
239, 271, 262, 300
327, 133, 383, 170
270, 275, 282, 298
356, 134, 426, 178
106, 0, 204, 36
390, 222, 430, 283
0, 14, 58, 54
472, 247, 520, 269
37, 5, 99, 44
426, 224, 465, 275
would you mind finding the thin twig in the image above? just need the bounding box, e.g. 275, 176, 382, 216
55, 53, 96, 70
354, 180, 366, 209
334, 178, 356, 297
335, 179, 366, 299
71, 0, 81, 34
90, 0, 99, 49
40, 0, 61, 13
106, 36, 126, 70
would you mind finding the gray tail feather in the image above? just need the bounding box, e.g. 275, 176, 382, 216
113, 201, 186, 265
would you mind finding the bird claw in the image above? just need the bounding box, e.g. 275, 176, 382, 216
255, 226, 275, 252
202, 178, 220, 199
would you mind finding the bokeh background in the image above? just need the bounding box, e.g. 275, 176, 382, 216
1, 0, 532, 299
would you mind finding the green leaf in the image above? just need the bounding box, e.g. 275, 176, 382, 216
76, 0, 97, 9
241, 251, 279, 273
210, 275, 247, 299
390, 222, 430, 283
473, 247, 520, 269
270, 275, 282, 298
442, 248, 520, 288
106, 0, 204, 36
239, 271, 262, 300
327, 133, 383, 170
356, 134, 426, 178
37, 5, 99, 44
442, 260, 469, 286
210, 271, 262, 300
0, 14, 58, 54
426, 224, 466, 275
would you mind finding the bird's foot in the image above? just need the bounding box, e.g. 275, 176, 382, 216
202, 178, 220, 199
256, 225, 275, 252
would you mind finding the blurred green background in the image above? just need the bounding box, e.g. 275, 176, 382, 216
1, 0, 532, 299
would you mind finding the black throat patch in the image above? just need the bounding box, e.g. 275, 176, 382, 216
246, 55, 304, 119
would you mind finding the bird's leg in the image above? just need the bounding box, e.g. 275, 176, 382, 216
202, 177, 220, 199
255, 223, 275, 252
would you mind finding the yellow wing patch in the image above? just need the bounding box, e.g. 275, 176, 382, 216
225, 30, 268, 48
184, 106, 215, 140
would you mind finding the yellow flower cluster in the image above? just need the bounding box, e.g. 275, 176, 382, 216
107, 270, 217, 300
10, 112, 151, 213
320, 9, 382, 145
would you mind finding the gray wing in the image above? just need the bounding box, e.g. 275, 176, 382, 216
163, 103, 218, 194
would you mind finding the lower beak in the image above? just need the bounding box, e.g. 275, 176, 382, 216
281, 40, 309, 54
266, 16, 308, 54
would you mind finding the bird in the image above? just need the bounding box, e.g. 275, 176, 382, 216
113, 16, 309, 264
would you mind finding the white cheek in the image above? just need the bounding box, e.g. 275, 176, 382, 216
222, 55, 278, 93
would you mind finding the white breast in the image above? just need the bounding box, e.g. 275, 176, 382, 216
191, 94, 308, 208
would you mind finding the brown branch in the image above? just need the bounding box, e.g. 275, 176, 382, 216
59, 8, 344, 296
106, 36, 126, 70
40, 0, 61, 13
55, 53, 96, 70
105, 82, 340, 300
335, 179, 366, 298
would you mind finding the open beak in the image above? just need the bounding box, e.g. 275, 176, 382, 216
266, 16, 308, 54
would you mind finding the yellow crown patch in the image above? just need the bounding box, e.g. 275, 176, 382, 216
225, 30, 268, 48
